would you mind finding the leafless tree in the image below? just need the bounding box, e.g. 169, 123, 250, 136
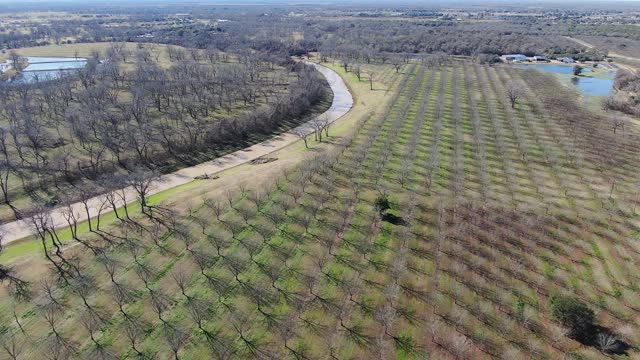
150, 289, 172, 325
8, 51, 24, 72
340, 57, 350, 72
0, 333, 22, 360
611, 116, 627, 134
81, 310, 105, 349
163, 323, 188, 360
0, 233, 30, 300
123, 316, 146, 358
366, 70, 376, 90
0, 128, 20, 219
204, 198, 226, 222
506, 80, 524, 108
391, 57, 403, 73
186, 297, 232, 358
354, 65, 362, 81
43, 307, 77, 359
597, 332, 621, 354
111, 282, 136, 320
69, 273, 102, 319
127, 170, 157, 214
171, 266, 193, 301
292, 128, 309, 148
310, 114, 330, 142
32, 211, 79, 283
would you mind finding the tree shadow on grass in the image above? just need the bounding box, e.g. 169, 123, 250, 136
382, 213, 408, 226
571, 325, 631, 356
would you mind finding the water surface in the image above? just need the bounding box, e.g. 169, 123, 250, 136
515, 64, 613, 96
25, 56, 87, 64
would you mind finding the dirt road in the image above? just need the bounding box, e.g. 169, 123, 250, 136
565, 36, 640, 71
0, 62, 353, 245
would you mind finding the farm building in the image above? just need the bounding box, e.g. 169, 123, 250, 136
559, 57, 576, 63
533, 55, 549, 62
502, 54, 528, 62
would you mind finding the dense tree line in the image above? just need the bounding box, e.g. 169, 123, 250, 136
602, 69, 640, 116
1, 3, 630, 64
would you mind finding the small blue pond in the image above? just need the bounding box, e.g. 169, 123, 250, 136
515, 64, 614, 96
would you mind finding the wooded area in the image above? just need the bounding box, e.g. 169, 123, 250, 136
0, 43, 329, 223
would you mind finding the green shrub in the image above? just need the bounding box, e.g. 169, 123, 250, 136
374, 193, 391, 214
550, 296, 594, 341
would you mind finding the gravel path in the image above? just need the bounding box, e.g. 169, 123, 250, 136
0, 62, 353, 245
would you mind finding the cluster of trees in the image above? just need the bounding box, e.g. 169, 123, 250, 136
311, 20, 585, 58
0, 3, 619, 67
0, 44, 328, 221
602, 69, 640, 116
1, 1, 636, 86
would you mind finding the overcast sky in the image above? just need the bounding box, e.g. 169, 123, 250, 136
0, 0, 639, 6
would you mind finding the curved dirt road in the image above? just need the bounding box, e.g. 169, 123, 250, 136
0, 62, 353, 245
565, 36, 640, 71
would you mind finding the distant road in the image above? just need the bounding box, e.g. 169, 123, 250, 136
0, 61, 353, 246
565, 36, 640, 70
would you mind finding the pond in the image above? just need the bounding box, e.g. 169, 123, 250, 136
11, 56, 88, 84
515, 64, 614, 96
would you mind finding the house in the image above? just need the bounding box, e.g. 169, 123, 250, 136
559, 57, 576, 63
502, 54, 528, 62
533, 55, 549, 62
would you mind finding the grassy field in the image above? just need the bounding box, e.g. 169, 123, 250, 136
2, 58, 640, 359
13, 42, 188, 69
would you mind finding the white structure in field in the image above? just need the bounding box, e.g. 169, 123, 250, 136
559, 57, 576, 63
533, 55, 549, 62
502, 54, 528, 62
0, 61, 11, 73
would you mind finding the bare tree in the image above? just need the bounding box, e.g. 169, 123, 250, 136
611, 116, 627, 134
310, 114, 330, 142
292, 128, 309, 148
391, 57, 403, 73
0, 233, 30, 300
150, 289, 172, 325
597, 332, 621, 354
340, 57, 350, 72
366, 70, 376, 90
80, 310, 104, 349
123, 316, 145, 358
8, 51, 24, 72
43, 307, 77, 358
0, 128, 20, 219
0, 333, 22, 360
127, 170, 157, 214
163, 324, 188, 360
171, 266, 193, 301
506, 80, 524, 108
354, 65, 362, 81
